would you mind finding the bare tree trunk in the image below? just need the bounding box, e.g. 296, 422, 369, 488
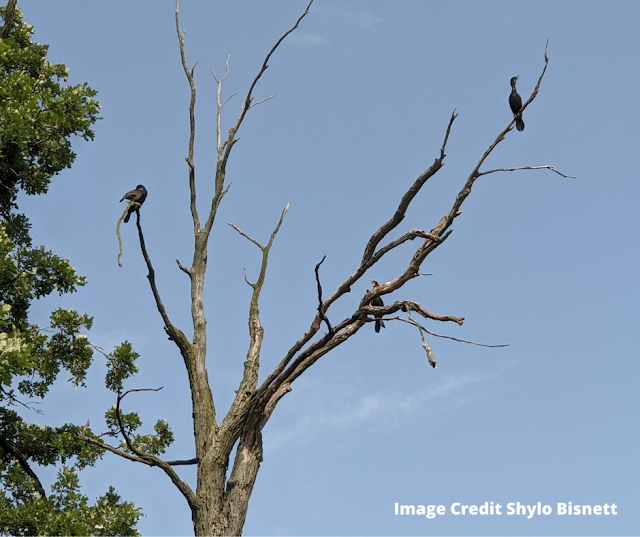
84, 3, 571, 535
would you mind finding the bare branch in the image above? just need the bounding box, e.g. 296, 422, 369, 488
423, 41, 553, 270
243, 267, 255, 288
115, 200, 141, 267
392, 316, 509, 348
440, 108, 458, 158
87, 341, 108, 359
225, 0, 314, 146
406, 310, 437, 368
202, 1, 310, 237
116, 388, 164, 456
259, 382, 291, 430
211, 55, 230, 84
176, 258, 191, 275
112, 385, 198, 507
478, 165, 575, 179
314, 255, 333, 334
258, 298, 463, 420
227, 222, 264, 250
259, 112, 460, 379
361, 109, 458, 264
134, 214, 191, 354
248, 94, 276, 109
175, 0, 200, 230
213, 55, 232, 152
221, 204, 290, 437
259, 111, 461, 399
120, 386, 164, 400
221, 93, 236, 109
266, 203, 290, 249
520, 39, 550, 115
165, 457, 198, 466
370, 229, 451, 267
361, 300, 464, 326
0, 385, 43, 414
0, 436, 47, 498
78, 435, 154, 466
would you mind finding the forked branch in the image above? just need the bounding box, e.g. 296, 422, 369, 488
222, 204, 290, 436
253, 40, 571, 430
225, 0, 315, 149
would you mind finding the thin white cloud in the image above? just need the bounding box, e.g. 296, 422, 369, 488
356, 10, 379, 31
266, 369, 501, 450
316, 5, 380, 32
287, 33, 326, 45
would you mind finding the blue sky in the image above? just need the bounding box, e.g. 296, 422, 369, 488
16, 1, 640, 535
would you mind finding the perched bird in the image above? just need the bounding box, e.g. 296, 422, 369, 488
120, 184, 147, 223
370, 280, 386, 333
509, 76, 525, 131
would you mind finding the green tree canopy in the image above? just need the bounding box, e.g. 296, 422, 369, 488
0, 5, 143, 535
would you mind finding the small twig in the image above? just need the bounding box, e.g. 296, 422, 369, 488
176, 258, 190, 275
120, 386, 164, 400
440, 108, 458, 159
115, 200, 140, 267
211, 55, 230, 84
0, 386, 43, 414
243, 267, 255, 288
87, 341, 109, 359
370, 229, 451, 267
227, 222, 264, 250
221, 93, 236, 108
314, 255, 333, 334
406, 310, 436, 368
520, 39, 550, 115
392, 316, 509, 348
478, 165, 575, 179
248, 94, 276, 109
213, 55, 232, 152
227, 0, 314, 143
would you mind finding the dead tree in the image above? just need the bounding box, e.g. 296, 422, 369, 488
88, 2, 572, 535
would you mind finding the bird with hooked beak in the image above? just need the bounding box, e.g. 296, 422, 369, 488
369, 280, 386, 333
509, 76, 525, 131
120, 184, 147, 223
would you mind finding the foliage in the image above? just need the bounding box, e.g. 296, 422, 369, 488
0, 6, 146, 535
0, 6, 100, 246
104, 342, 139, 394
0, 467, 142, 536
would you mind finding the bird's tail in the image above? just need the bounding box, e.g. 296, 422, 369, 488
515, 115, 525, 131
375, 319, 385, 333
124, 212, 131, 223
